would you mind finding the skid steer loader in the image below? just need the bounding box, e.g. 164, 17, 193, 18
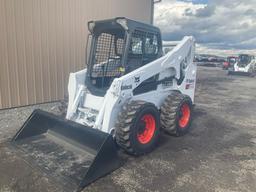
228, 54, 256, 76
11, 18, 196, 191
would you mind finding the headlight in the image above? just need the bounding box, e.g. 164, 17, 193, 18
116, 18, 128, 30
88, 21, 95, 33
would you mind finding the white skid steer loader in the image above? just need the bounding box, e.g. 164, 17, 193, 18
11, 18, 196, 191
228, 54, 256, 77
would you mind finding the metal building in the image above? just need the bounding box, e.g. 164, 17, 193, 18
0, 0, 153, 109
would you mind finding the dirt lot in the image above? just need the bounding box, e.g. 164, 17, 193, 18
0, 66, 256, 192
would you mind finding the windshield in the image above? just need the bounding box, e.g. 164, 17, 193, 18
238, 55, 251, 66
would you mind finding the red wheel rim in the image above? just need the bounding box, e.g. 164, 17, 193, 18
137, 114, 156, 144
179, 103, 191, 128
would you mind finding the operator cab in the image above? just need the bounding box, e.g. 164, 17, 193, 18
86, 17, 162, 95
238, 54, 253, 67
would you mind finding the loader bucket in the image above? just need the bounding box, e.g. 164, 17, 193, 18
11, 109, 121, 192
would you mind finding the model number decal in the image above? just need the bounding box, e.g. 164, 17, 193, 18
121, 84, 132, 90
185, 79, 195, 89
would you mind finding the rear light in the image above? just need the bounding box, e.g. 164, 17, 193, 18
116, 18, 128, 30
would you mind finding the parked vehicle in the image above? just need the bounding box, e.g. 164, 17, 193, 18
223, 56, 237, 70
228, 54, 256, 76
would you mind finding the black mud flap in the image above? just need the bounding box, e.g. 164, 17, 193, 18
11, 109, 122, 192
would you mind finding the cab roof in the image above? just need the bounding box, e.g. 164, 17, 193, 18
88, 17, 161, 36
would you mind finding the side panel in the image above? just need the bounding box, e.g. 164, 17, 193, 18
177, 62, 197, 103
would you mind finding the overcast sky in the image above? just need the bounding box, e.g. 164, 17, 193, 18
154, 0, 256, 56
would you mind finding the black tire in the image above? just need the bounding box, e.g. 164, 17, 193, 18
160, 92, 192, 137
249, 69, 256, 77
115, 100, 160, 156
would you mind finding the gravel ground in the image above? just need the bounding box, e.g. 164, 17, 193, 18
0, 66, 256, 192
0, 102, 62, 143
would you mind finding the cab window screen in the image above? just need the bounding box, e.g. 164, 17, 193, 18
145, 34, 158, 55
90, 32, 125, 88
